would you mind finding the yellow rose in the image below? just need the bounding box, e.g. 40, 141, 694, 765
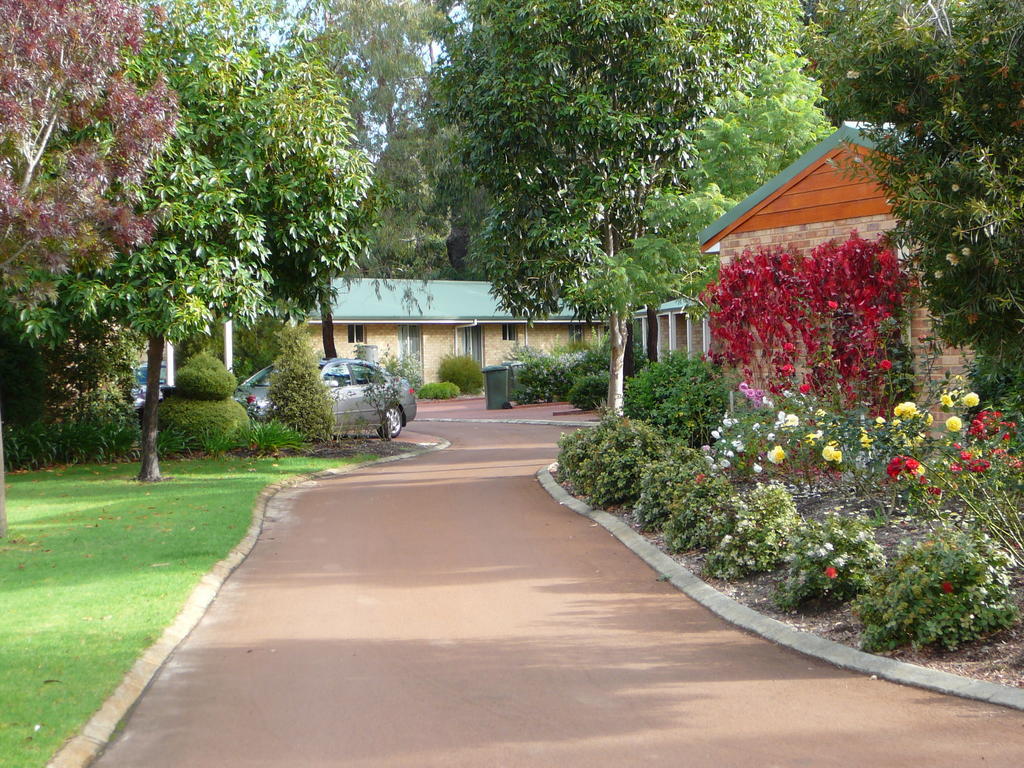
893, 401, 919, 419
940, 393, 954, 408
914, 464, 926, 476
821, 443, 842, 463
946, 416, 963, 432
805, 430, 823, 444
875, 416, 886, 426
768, 445, 786, 465
962, 392, 980, 408
926, 413, 934, 426
860, 433, 873, 448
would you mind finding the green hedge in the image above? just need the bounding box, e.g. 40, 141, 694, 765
418, 381, 461, 399
159, 397, 248, 441
623, 352, 727, 447
174, 353, 237, 400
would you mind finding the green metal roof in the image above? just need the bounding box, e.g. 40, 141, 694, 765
698, 124, 876, 248
325, 278, 578, 322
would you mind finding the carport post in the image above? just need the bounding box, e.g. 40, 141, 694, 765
224, 319, 233, 371
166, 342, 176, 386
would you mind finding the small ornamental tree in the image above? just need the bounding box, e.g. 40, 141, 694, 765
704, 233, 911, 406
268, 326, 334, 442
0, 0, 175, 535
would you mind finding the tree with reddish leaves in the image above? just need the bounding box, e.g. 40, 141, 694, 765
704, 233, 912, 408
0, 0, 176, 537
0, 0, 175, 299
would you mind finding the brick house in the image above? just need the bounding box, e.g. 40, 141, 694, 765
697, 124, 969, 388
308, 279, 601, 384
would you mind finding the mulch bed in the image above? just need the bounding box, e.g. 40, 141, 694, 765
558, 474, 1024, 689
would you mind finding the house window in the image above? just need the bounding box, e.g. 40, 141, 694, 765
458, 325, 483, 364
501, 323, 518, 342
347, 324, 365, 344
568, 324, 584, 343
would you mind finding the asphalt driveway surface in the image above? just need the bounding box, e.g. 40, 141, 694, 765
95, 421, 1024, 767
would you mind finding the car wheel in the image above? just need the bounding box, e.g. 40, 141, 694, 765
378, 406, 402, 439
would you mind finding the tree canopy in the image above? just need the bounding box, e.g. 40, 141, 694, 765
0, 0, 175, 304
436, 0, 803, 408
809, 0, 1024, 361
31, 0, 372, 480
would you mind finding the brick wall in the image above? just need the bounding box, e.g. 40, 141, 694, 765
716, 214, 970, 390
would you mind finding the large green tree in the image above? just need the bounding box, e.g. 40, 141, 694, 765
35, 0, 371, 481
436, 0, 802, 410
809, 0, 1024, 361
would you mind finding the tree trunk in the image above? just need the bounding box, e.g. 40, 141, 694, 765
607, 312, 627, 414
623, 319, 635, 379
646, 305, 659, 363
446, 222, 470, 276
0, 403, 7, 539
138, 335, 164, 483
320, 300, 337, 359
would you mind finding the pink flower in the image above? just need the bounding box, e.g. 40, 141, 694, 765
827, 300, 839, 310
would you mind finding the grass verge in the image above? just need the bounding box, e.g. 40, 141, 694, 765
0, 455, 371, 768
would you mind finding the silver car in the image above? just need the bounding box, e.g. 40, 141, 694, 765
236, 358, 417, 439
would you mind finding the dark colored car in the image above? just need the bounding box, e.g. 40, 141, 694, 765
235, 358, 417, 438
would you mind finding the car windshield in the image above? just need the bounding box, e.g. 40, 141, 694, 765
321, 363, 351, 386
242, 366, 274, 387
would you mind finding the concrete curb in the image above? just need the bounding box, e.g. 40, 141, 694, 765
536, 464, 1024, 713
419, 417, 596, 427
47, 439, 451, 768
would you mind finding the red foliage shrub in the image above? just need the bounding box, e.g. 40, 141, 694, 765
703, 233, 911, 406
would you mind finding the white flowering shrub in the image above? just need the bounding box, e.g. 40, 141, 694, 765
774, 514, 885, 610
633, 443, 707, 531
703, 482, 800, 580
662, 473, 738, 553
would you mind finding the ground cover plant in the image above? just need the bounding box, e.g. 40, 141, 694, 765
417, 382, 461, 400
0, 454, 372, 768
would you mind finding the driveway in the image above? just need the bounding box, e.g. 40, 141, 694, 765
95, 421, 1024, 767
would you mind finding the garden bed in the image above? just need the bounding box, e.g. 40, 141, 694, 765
558, 474, 1024, 689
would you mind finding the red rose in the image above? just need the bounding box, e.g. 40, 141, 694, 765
905, 458, 920, 471
928, 487, 942, 496
824, 566, 838, 579
799, 383, 811, 394
879, 359, 893, 370
941, 581, 954, 594
827, 300, 839, 310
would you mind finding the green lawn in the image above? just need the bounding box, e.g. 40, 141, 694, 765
0, 455, 371, 768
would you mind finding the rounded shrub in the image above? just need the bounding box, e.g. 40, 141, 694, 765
268, 325, 334, 442
623, 352, 728, 447
774, 514, 885, 611
558, 415, 665, 508
634, 443, 708, 531
174, 353, 237, 400
418, 381, 461, 400
437, 355, 483, 395
567, 372, 608, 411
853, 529, 1019, 652
662, 473, 738, 554
159, 397, 247, 441
703, 482, 801, 580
